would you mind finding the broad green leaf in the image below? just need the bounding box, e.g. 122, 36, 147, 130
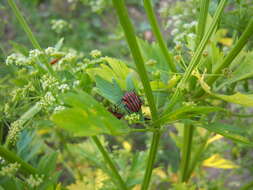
95, 75, 124, 104
156, 106, 226, 125
199, 122, 253, 146
214, 92, 253, 107
202, 154, 239, 169
126, 73, 137, 91
51, 91, 129, 136
87, 56, 133, 90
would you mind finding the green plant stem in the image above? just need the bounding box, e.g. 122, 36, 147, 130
141, 131, 161, 190
111, 0, 158, 121
112, 1, 161, 190
195, 18, 253, 97
196, 0, 210, 47
7, 0, 41, 50
164, 0, 227, 113
185, 131, 210, 181
7, 0, 54, 75
143, 0, 177, 72
0, 145, 37, 175
91, 136, 127, 190
180, 124, 194, 182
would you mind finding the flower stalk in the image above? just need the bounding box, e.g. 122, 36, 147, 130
112, 1, 160, 190
92, 136, 128, 190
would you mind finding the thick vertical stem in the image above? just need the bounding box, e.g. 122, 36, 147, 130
180, 124, 194, 182
92, 136, 127, 190
143, 0, 177, 72
112, 1, 160, 190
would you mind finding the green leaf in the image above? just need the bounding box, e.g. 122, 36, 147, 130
95, 75, 124, 104
54, 38, 64, 50
87, 56, 132, 90
51, 91, 129, 136
126, 73, 136, 91
198, 122, 253, 146
214, 92, 253, 107
195, 70, 253, 107
156, 106, 226, 125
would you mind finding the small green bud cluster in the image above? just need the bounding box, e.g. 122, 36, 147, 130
26, 174, 44, 188
0, 162, 20, 177
6, 53, 32, 66
51, 19, 72, 34
39, 92, 56, 108
146, 59, 157, 66
6, 120, 23, 145
152, 70, 161, 78
90, 49, 102, 58
41, 74, 59, 90
124, 113, 140, 124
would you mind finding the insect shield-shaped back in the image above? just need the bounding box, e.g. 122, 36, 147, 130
121, 92, 142, 113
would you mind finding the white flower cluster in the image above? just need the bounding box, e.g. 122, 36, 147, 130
51, 19, 72, 34
124, 113, 140, 124
0, 162, 20, 177
6, 120, 23, 145
29, 49, 43, 60
73, 80, 80, 87
41, 74, 59, 90
6, 53, 31, 66
45, 47, 65, 57
167, 12, 198, 44
58, 83, 70, 93
53, 105, 66, 113
90, 49, 102, 58
58, 49, 78, 65
26, 174, 44, 188
39, 92, 56, 108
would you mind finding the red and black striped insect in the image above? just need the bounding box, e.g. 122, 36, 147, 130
121, 91, 142, 113
49, 58, 60, 65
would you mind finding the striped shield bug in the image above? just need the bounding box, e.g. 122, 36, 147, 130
121, 91, 142, 113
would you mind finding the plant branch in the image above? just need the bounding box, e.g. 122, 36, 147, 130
195, 18, 253, 97
92, 136, 128, 190
112, 1, 160, 190
164, 0, 227, 113
143, 0, 177, 72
